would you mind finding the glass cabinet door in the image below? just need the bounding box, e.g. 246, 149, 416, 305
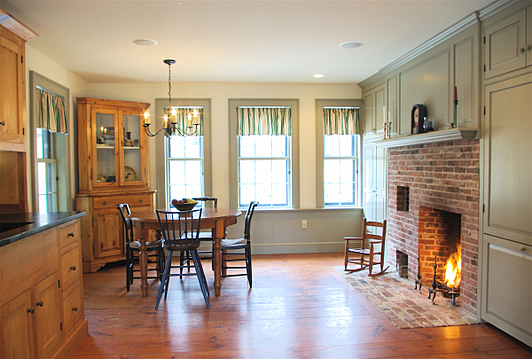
93, 108, 117, 187
121, 112, 143, 185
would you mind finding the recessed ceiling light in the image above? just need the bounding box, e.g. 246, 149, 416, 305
340, 41, 362, 49
133, 39, 158, 46
314, 73, 325, 78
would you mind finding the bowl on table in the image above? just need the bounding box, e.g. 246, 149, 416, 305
171, 200, 197, 211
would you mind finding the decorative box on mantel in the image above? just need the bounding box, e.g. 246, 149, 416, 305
375, 128, 477, 148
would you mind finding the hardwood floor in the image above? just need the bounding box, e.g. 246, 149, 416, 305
70, 253, 531, 358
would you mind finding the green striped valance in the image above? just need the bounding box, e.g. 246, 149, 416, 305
237, 107, 291, 136
166, 107, 204, 136
36, 88, 68, 133
323, 107, 360, 135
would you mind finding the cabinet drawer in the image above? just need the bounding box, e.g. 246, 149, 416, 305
61, 245, 81, 292
58, 221, 79, 249
62, 285, 83, 334
93, 195, 151, 209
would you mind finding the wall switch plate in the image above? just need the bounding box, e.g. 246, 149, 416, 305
302, 220, 307, 229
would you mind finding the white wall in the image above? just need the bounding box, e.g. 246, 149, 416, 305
25, 47, 364, 253
88, 82, 361, 209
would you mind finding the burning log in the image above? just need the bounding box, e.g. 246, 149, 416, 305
428, 245, 462, 306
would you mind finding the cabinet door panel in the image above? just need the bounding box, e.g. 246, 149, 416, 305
33, 273, 62, 359
484, 9, 527, 78
0, 290, 35, 359
0, 35, 24, 147
63, 286, 83, 334
94, 209, 122, 258
363, 93, 374, 134
484, 74, 532, 245
482, 234, 532, 346
374, 85, 386, 133
528, 7, 532, 67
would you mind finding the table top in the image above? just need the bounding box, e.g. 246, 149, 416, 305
130, 208, 242, 224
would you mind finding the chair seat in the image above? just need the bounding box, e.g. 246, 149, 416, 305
221, 237, 247, 249
198, 232, 214, 240
128, 239, 163, 250
348, 248, 371, 255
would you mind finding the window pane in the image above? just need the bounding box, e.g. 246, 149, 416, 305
239, 159, 289, 207
239, 135, 288, 158
168, 159, 203, 200
324, 158, 356, 205
168, 136, 202, 159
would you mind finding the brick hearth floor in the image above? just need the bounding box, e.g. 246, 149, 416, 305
335, 267, 479, 329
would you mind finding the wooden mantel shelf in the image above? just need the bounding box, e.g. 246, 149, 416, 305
375, 128, 478, 148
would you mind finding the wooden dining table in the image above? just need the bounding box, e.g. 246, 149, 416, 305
130, 208, 242, 297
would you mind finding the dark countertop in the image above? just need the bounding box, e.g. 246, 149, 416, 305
0, 211, 86, 248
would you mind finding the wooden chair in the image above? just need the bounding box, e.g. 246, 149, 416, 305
116, 203, 165, 292
221, 201, 258, 288
155, 208, 209, 309
192, 197, 218, 261
344, 218, 389, 276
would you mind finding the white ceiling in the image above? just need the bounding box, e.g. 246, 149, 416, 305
2, 0, 493, 84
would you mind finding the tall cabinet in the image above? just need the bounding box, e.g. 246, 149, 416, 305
76, 97, 156, 273
0, 7, 37, 213
481, 0, 532, 347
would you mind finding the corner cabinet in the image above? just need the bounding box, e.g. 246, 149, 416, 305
75, 98, 156, 273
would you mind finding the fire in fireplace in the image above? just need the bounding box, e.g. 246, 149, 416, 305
428, 244, 462, 306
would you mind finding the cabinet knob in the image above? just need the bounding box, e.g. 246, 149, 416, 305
527, 45, 532, 52
0, 121, 5, 126
72, 307, 78, 312
27, 307, 35, 314
139, 199, 143, 203
36, 301, 44, 307
68, 232, 75, 237
519, 246, 526, 252
70, 266, 77, 271
520, 47, 527, 54
103, 201, 107, 205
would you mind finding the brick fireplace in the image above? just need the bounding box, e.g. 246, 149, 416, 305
387, 139, 480, 316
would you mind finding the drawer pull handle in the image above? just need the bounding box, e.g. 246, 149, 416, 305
103, 201, 107, 205
70, 266, 77, 271
68, 232, 75, 237
519, 246, 526, 252
72, 307, 78, 312
36, 301, 44, 307
28, 307, 35, 314
139, 199, 143, 203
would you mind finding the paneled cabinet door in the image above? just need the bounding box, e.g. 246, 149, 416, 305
0, 290, 35, 359
363, 92, 374, 134
483, 73, 532, 246
93, 207, 123, 259
0, 33, 25, 149
484, 8, 528, 79
33, 273, 62, 359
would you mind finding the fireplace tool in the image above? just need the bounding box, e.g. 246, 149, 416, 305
414, 256, 422, 293
428, 256, 460, 306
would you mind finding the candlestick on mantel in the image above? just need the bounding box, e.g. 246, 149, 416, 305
453, 86, 459, 128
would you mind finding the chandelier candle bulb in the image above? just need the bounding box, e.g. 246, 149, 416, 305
143, 111, 150, 125
187, 114, 192, 128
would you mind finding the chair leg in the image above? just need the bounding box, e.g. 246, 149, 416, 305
344, 241, 349, 270
246, 247, 252, 288
190, 249, 210, 309
155, 251, 173, 310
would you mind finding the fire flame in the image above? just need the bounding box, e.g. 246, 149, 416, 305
443, 244, 462, 288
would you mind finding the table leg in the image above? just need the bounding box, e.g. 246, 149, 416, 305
213, 220, 225, 296
138, 235, 148, 297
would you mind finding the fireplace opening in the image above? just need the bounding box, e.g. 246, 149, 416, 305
418, 207, 462, 287
396, 251, 409, 278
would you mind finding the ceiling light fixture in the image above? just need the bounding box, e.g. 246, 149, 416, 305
143, 59, 200, 137
339, 41, 362, 49
133, 39, 158, 46
314, 73, 325, 78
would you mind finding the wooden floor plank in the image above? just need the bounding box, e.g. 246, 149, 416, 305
70, 253, 531, 358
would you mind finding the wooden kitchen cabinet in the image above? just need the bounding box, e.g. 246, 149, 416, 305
76, 97, 155, 273
0, 218, 86, 359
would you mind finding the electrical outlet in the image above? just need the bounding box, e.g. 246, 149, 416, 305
302, 220, 307, 229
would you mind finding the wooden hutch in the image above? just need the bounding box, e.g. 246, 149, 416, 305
76, 97, 156, 273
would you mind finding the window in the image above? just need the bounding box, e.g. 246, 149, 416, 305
155, 99, 212, 207
36, 128, 58, 212
167, 108, 204, 202
316, 99, 362, 208
229, 99, 300, 209
30, 72, 71, 213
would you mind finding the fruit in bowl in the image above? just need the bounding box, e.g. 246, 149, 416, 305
171, 198, 197, 211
